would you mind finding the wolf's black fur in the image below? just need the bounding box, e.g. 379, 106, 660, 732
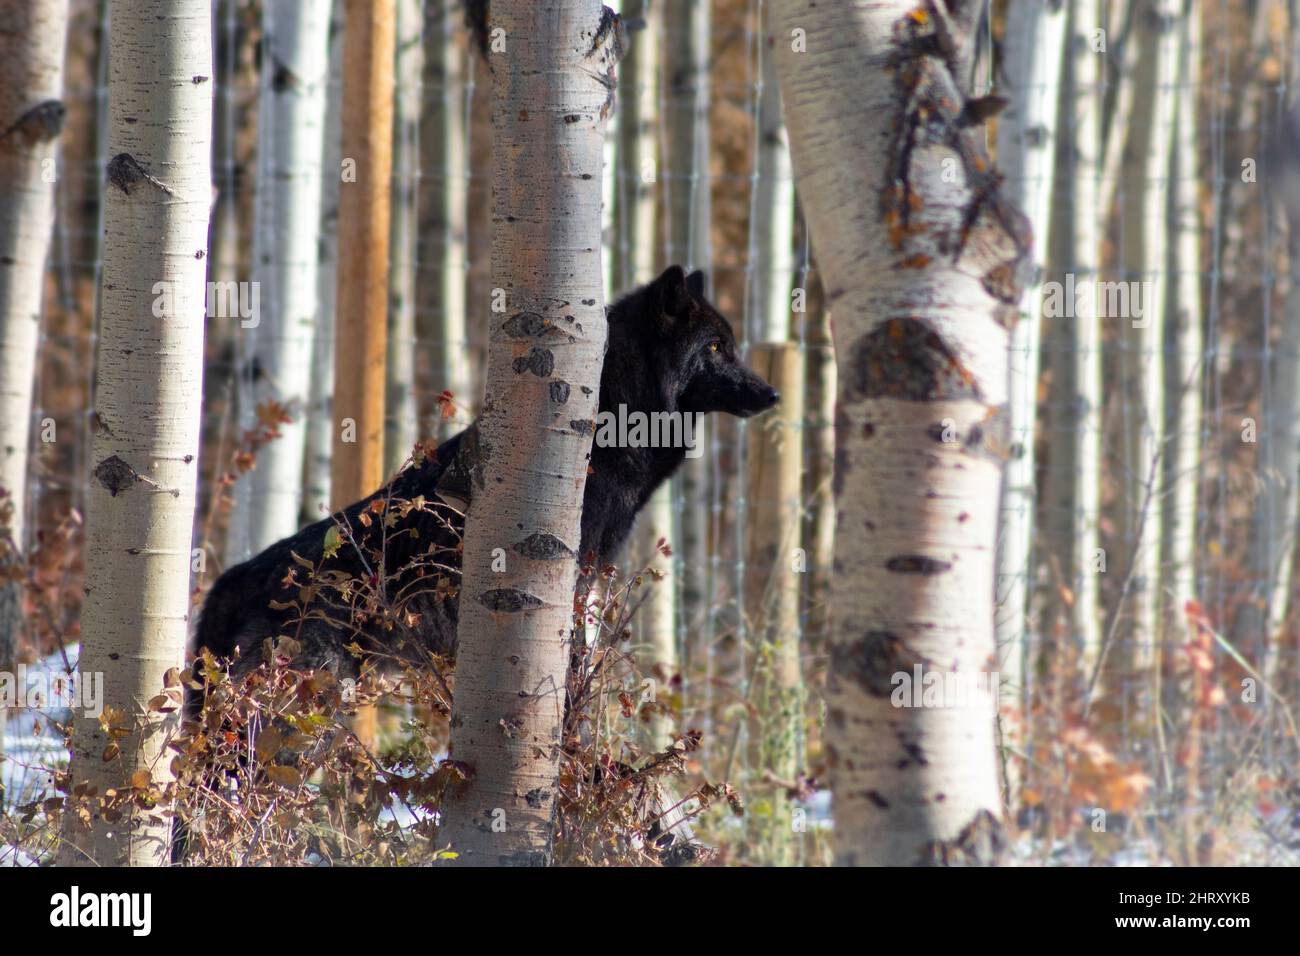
192, 266, 777, 685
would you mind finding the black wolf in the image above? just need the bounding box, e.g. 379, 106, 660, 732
193, 265, 778, 683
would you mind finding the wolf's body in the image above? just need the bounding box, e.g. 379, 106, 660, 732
193, 266, 778, 682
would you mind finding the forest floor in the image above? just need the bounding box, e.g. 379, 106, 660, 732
4, 649, 1297, 867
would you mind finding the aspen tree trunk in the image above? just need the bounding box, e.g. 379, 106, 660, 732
744, 342, 804, 865
744, 3, 804, 860
993, 0, 1066, 801
802, 295, 836, 655
333, 0, 394, 505
1116, 0, 1176, 699
244, 0, 332, 552
417, 0, 472, 442
437, 0, 618, 865
334, 0, 396, 753
464, 34, 493, 412
1216, 0, 1271, 294
62, 0, 211, 867
771, 0, 1028, 865
387, 0, 423, 473
303, 0, 345, 525
1247, 35, 1300, 683
612, 1, 675, 751
663, 0, 713, 670
612, 1, 658, 296
1277, 198, 1300, 691
0, 0, 69, 764
1042, 0, 1104, 682
751, 2, 796, 346
207, 0, 242, 348
1160, 2, 1201, 652
65, 1, 110, 297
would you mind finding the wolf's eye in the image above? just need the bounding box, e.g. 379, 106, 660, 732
709, 341, 720, 352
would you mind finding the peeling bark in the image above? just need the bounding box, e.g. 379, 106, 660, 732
771, 0, 1026, 865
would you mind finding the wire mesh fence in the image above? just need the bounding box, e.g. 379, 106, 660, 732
6, 0, 1299, 864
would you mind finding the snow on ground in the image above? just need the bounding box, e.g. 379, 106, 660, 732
2, 646, 78, 809
1, 647, 81, 865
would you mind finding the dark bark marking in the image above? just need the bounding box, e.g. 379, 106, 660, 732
846, 318, 982, 402
918, 809, 1006, 866
106, 153, 174, 196
512, 347, 554, 377
270, 57, 300, 92
93, 455, 141, 496
884, 9, 1031, 279
479, 588, 544, 613
549, 380, 571, 404
503, 311, 564, 340
512, 532, 575, 561
832, 406, 850, 496
886, 555, 952, 575
898, 740, 929, 768
583, 6, 627, 119
0, 100, 66, 148
830, 630, 920, 697
981, 262, 1021, 304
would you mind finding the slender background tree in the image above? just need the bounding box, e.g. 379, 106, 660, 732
242, 0, 332, 553
0, 0, 70, 763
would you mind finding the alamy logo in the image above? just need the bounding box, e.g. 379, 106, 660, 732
890, 666, 999, 710
0, 665, 103, 718
593, 404, 705, 459
1041, 274, 1154, 328
151, 279, 261, 328
49, 886, 152, 936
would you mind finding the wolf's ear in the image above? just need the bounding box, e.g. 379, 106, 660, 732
654, 264, 691, 320
686, 269, 706, 299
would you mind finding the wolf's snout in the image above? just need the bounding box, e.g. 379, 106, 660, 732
733, 380, 780, 417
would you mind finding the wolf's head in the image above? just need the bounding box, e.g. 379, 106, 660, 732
638, 265, 780, 418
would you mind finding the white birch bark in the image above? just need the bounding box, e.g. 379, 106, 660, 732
662, 0, 713, 700
1244, 23, 1300, 679
744, 341, 804, 864
244, 0, 332, 552
206, 0, 242, 356
771, 0, 1028, 864
612, 0, 659, 295
1042, 0, 1105, 679
0, 0, 69, 763
386, 0, 422, 472
802, 295, 837, 653
1116, 0, 1177, 688
0, 0, 69, 648
751, 0, 796, 346
993, 0, 1067, 754
62, 0, 212, 866
1160, 3, 1201, 649
613, 1, 675, 750
437, 0, 617, 865
302, 0, 344, 524
417, 0, 472, 442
